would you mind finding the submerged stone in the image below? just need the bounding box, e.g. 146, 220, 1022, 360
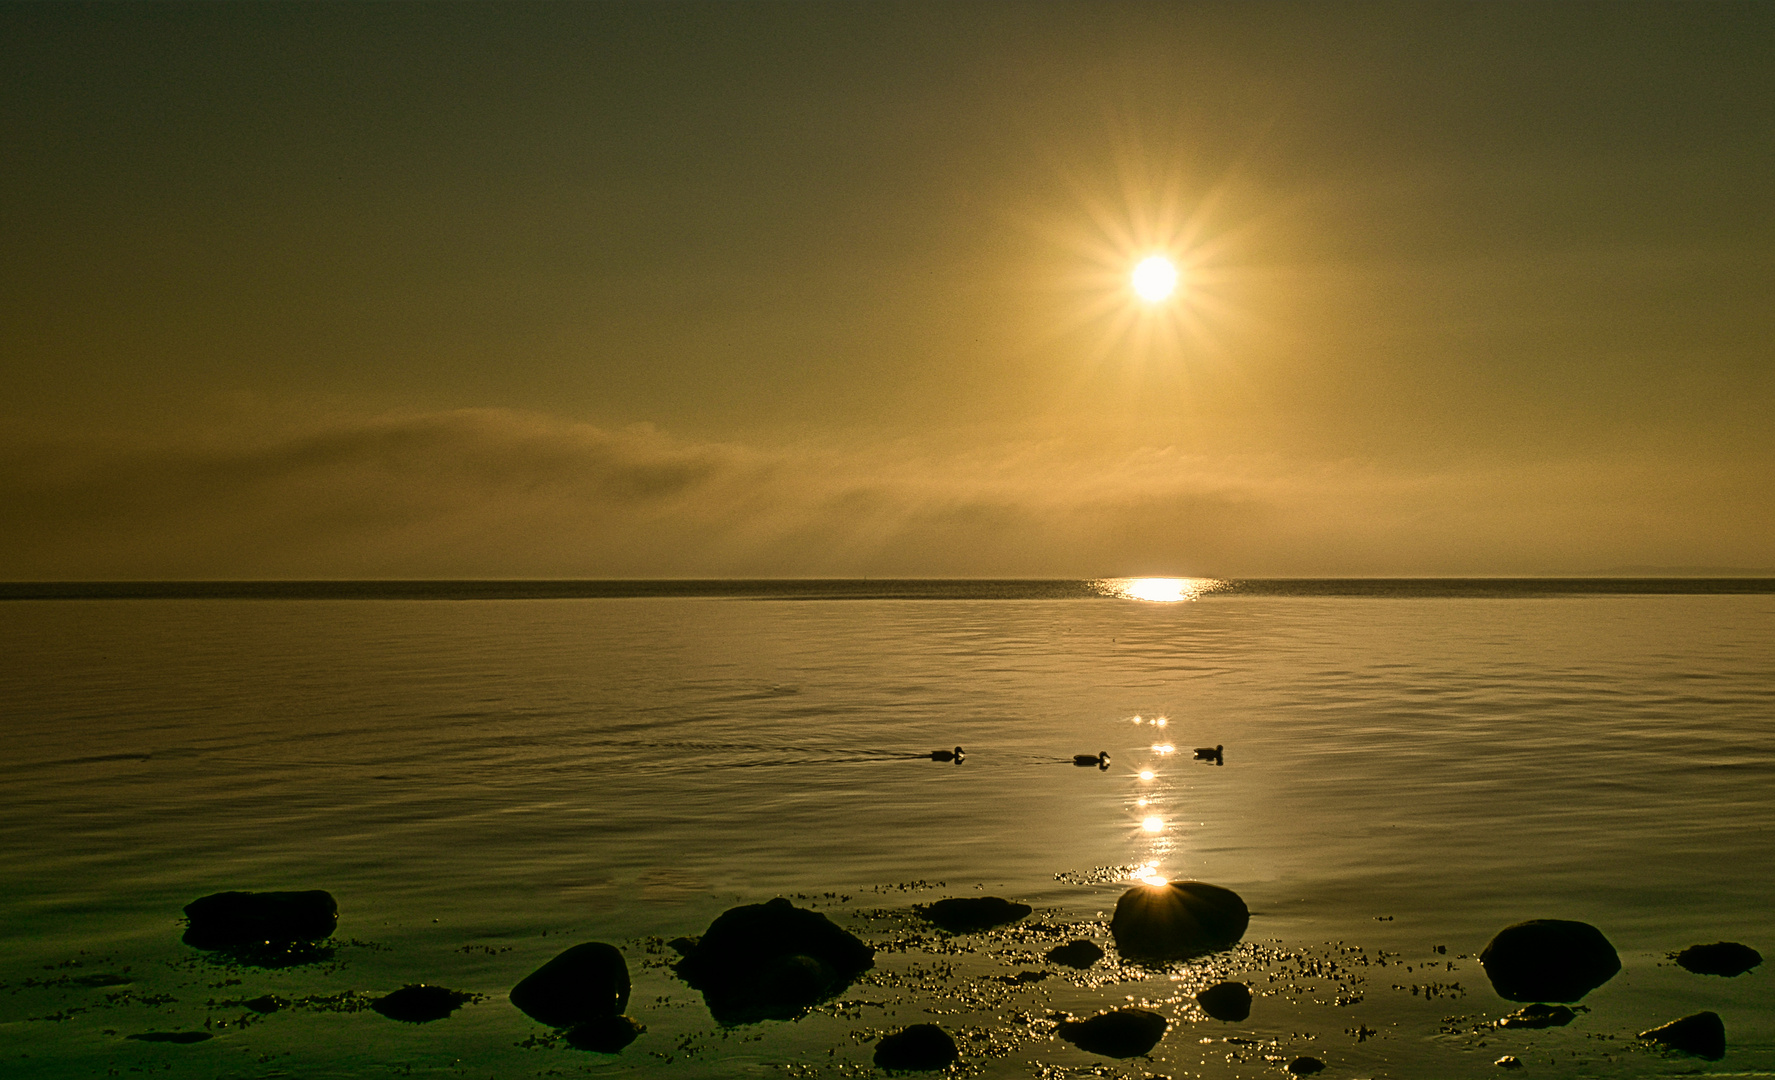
1287, 1056, 1326, 1075
1496, 1003, 1576, 1029
242, 994, 288, 1014
874, 1023, 959, 1070
673, 897, 874, 1023
371, 984, 475, 1023
127, 1031, 211, 1044
510, 942, 631, 1028
917, 896, 1032, 933
1495, 1055, 1524, 1069
1045, 940, 1104, 968
1674, 941, 1762, 977
1057, 1007, 1168, 1058
1196, 980, 1252, 1022
182, 890, 337, 950
1640, 1011, 1726, 1060
1109, 881, 1249, 960
565, 1014, 645, 1053
1479, 919, 1620, 1002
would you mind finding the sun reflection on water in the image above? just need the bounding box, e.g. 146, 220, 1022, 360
1094, 577, 1225, 603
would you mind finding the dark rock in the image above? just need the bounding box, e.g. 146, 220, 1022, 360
1287, 1056, 1326, 1075
242, 994, 287, 1014
1196, 980, 1252, 1022
874, 1023, 960, 1070
917, 896, 1032, 933
1495, 1003, 1576, 1028
127, 1031, 212, 1044
1639, 1011, 1726, 1060
1109, 881, 1249, 960
1046, 940, 1104, 968
510, 942, 630, 1028
1479, 919, 1620, 1002
182, 890, 337, 950
1057, 1007, 1168, 1057
1495, 1056, 1523, 1069
565, 1014, 645, 1053
1675, 941, 1762, 977
371, 984, 475, 1023
673, 897, 874, 1023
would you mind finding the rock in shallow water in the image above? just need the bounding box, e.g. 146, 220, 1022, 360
1495, 1003, 1576, 1029
371, 984, 476, 1023
1675, 941, 1761, 977
182, 890, 337, 950
1479, 919, 1620, 1002
1045, 940, 1104, 969
1196, 980, 1252, 1022
1057, 1008, 1168, 1057
1640, 1011, 1726, 1060
565, 1014, 645, 1052
874, 1023, 959, 1070
673, 897, 874, 1023
510, 942, 631, 1028
917, 896, 1032, 933
127, 1031, 211, 1044
1109, 882, 1248, 960
1287, 1056, 1326, 1075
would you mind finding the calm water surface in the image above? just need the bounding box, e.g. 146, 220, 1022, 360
2, 587, 1771, 1077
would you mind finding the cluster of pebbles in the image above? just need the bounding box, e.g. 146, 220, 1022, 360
136, 884, 1760, 1072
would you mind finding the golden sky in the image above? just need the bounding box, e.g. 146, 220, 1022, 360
3, 1, 1771, 578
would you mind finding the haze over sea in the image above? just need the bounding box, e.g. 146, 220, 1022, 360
3, 580, 1771, 1078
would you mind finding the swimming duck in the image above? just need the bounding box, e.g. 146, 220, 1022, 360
930, 746, 965, 762
1074, 751, 1110, 768
1193, 744, 1224, 764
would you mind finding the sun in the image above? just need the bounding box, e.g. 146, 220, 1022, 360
1131, 255, 1178, 302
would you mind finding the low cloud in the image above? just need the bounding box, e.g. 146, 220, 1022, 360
1, 407, 1769, 579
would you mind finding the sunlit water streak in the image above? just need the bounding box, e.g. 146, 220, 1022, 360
1, 589, 1771, 1077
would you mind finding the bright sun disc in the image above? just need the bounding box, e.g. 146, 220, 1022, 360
1132, 256, 1178, 302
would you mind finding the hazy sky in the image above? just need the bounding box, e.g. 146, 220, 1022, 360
3, 1, 1771, 578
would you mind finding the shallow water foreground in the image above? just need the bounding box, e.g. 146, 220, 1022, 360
1, 588, 1771, 1077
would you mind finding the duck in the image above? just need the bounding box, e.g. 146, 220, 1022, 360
930, 746, 965, 762
1193, 744, 1224, 764
1074, 751, 1110, 768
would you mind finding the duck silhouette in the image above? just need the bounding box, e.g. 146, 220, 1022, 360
930, 746, 965, 762
1193, 744, 1224, 765
1073, 751, 1110, 769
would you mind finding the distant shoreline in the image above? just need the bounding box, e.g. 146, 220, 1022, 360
4, 578, 1774, 601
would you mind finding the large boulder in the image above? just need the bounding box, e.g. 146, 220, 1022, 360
1196, 981, 1252, 1022
916, 897, 1031, 933
1109, 882, 1248, 960
874, 1024, 959, 1070
1479, 920, 1620, 1002
1674, 941, 1761, 977
182, 890, 337, 950
1640, 1011, 1725, 1060
673, 897, 874, 1023
510, 943, 630, 1028
1057, 1007, 1168, 1057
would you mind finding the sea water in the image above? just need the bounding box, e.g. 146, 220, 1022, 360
1, 582, 1771, 1078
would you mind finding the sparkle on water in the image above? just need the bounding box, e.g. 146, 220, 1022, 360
1095, 577, 1223, 603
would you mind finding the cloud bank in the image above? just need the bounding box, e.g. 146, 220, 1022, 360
2, 408, 1768, 579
